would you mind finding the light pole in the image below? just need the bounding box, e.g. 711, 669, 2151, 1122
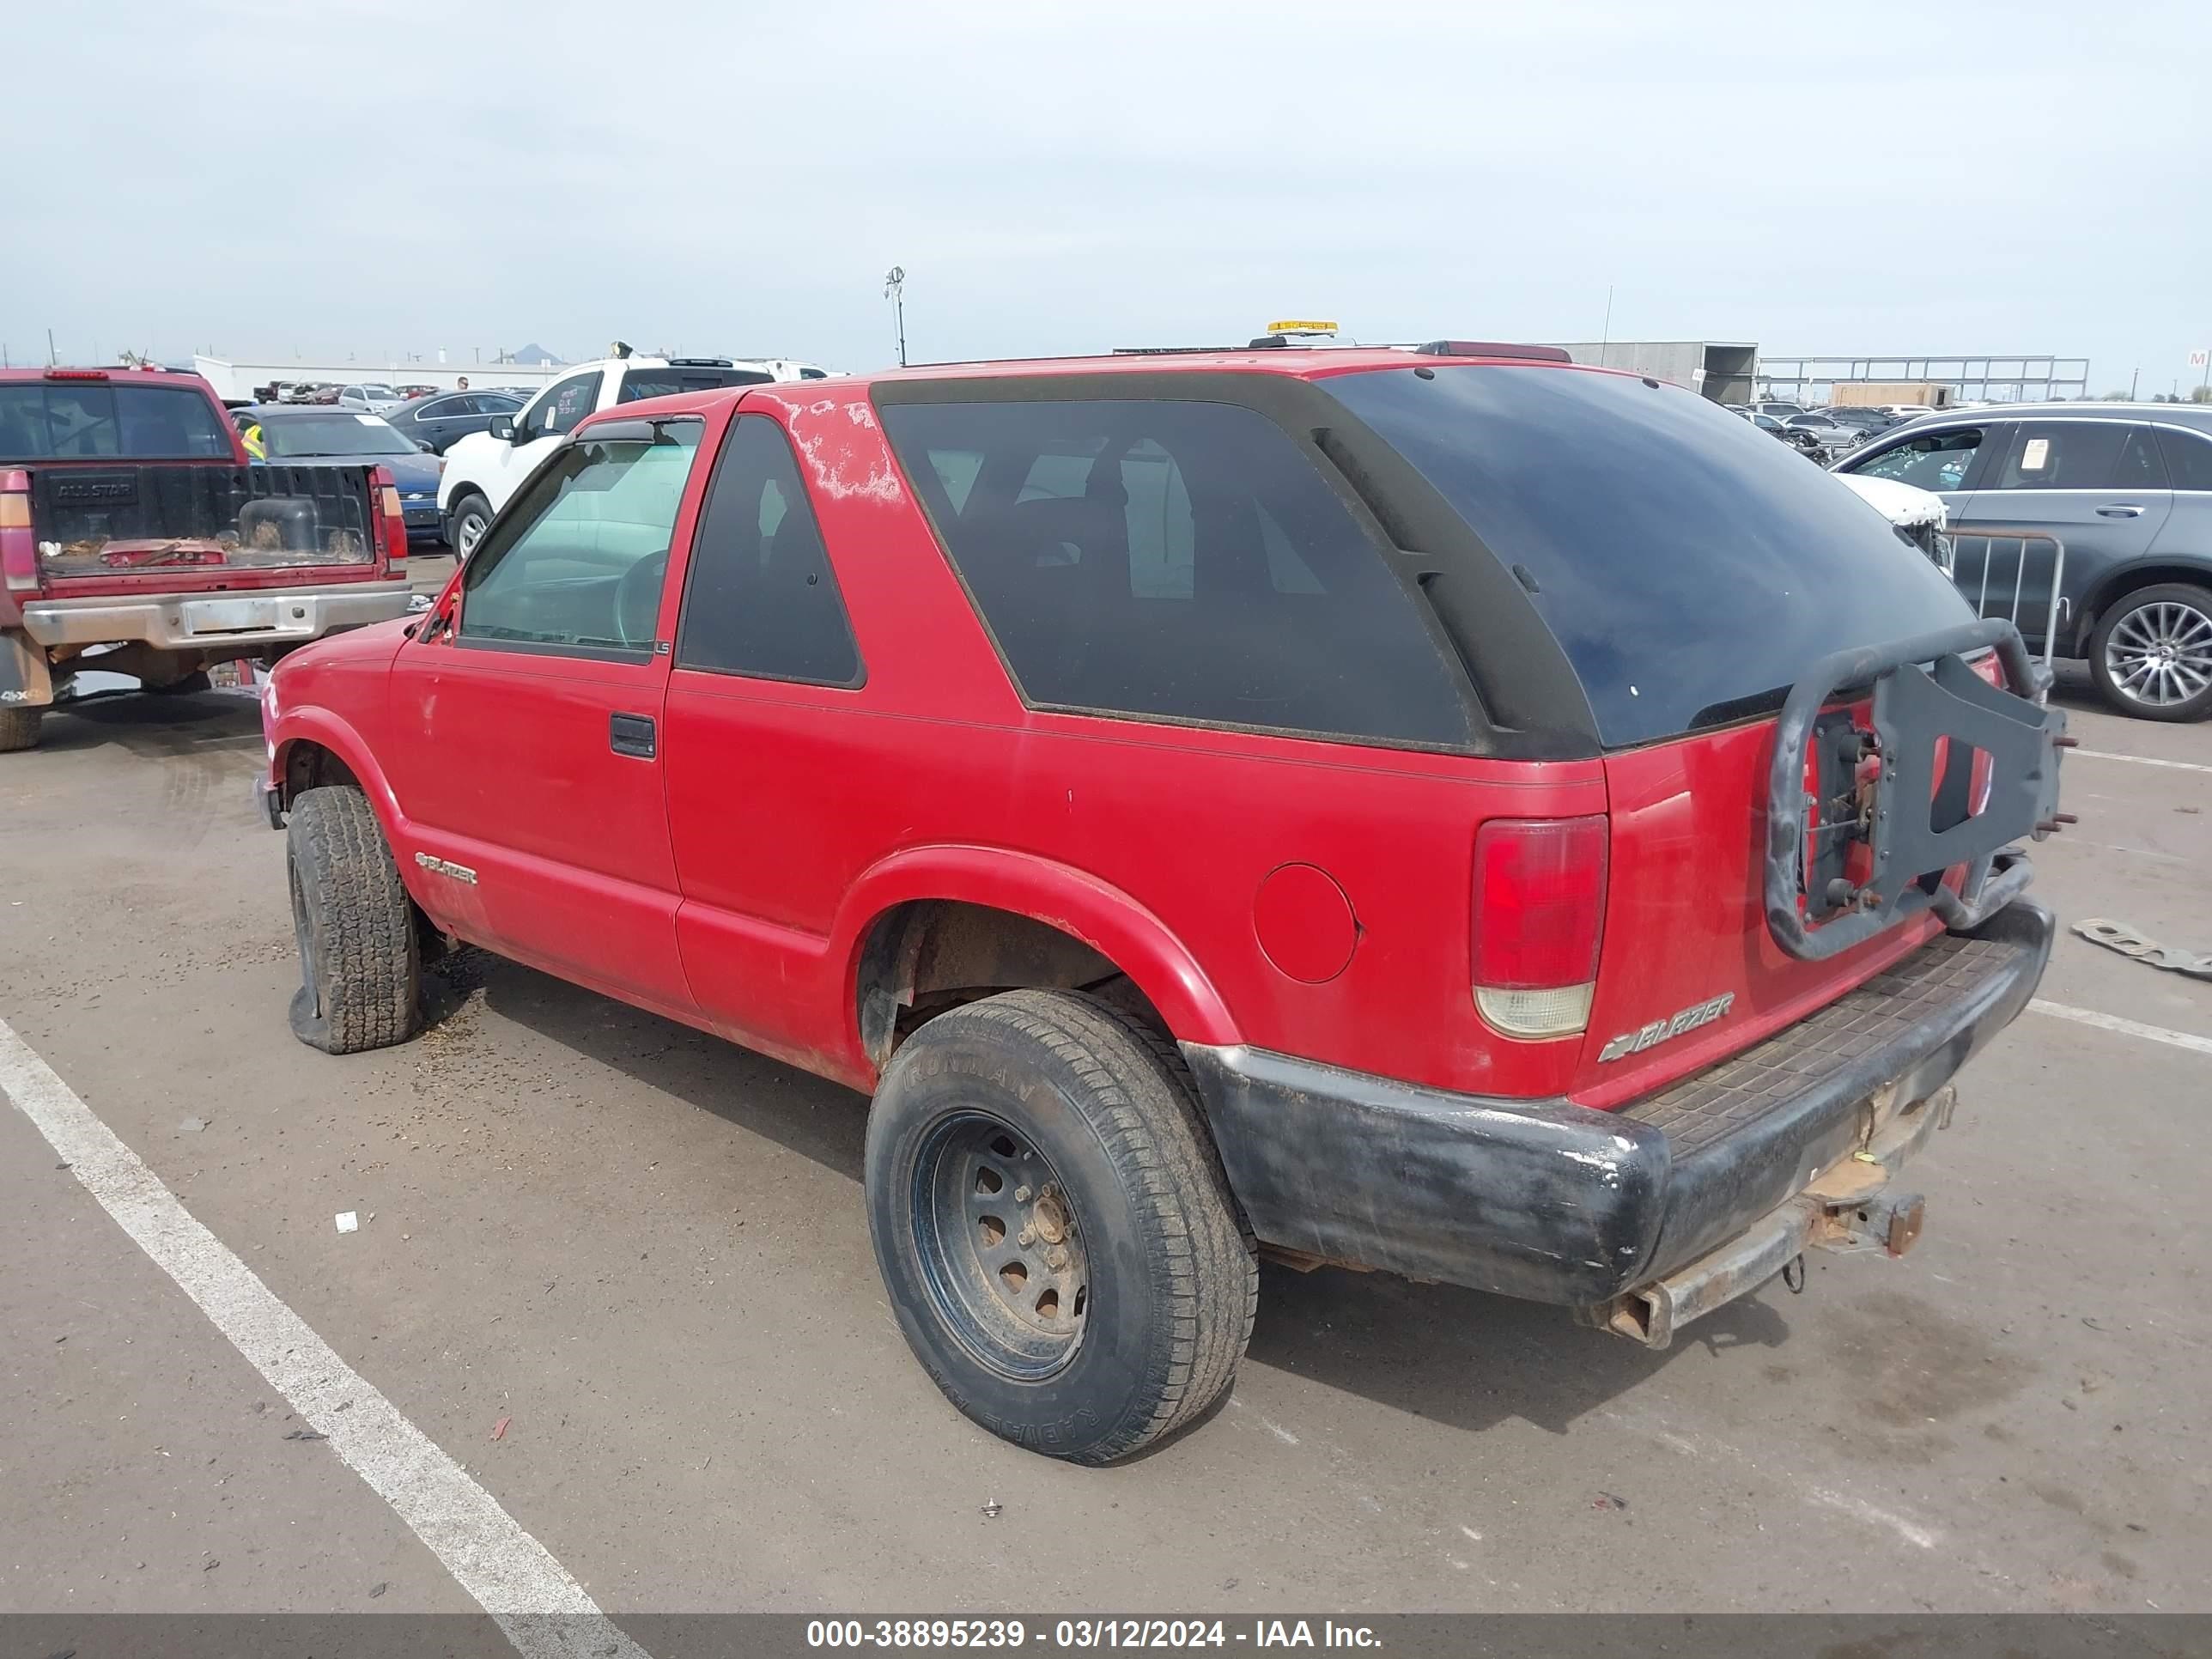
884, 265, 907, 368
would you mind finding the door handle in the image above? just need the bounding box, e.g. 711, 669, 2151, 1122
609, 713, 657, 759
2096, 503, 2144, 518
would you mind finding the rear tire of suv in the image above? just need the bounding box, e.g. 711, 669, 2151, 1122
864, 989, 1257, 1465
2088, 582, 2212, 721
286, 786, 420, 1054
447, 491, 493, 558
0, 707, 40, 752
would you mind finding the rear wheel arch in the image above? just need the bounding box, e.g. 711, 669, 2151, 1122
2072, 559, 2212, 654
854, 898, 1182, 1069
840, 848, 1238, 1065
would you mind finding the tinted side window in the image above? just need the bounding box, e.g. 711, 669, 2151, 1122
460, 421, 702, 654
520, 372, 604, 441
1851, 428, 1985, 491
1991, 422, 2165, 490
879, 398, 1469, 746
675, 416, 861, 685
2158, 428, 2212, 491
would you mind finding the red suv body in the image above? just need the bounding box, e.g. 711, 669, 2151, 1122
261, 349, 2063, 1461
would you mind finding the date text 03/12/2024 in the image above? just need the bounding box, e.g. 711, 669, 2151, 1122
805, 1620, 1382, 1649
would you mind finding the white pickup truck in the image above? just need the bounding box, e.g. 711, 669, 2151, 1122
436, 353, 801, 554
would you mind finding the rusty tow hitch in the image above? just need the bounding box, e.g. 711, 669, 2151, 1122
1577, 1085, 1953, 1351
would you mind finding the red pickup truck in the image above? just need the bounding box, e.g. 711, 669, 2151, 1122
260, 349, 2065, 1462
1, 367, 412, 750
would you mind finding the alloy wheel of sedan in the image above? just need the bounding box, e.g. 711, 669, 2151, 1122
2104, 599, 2212, 710
453, 501, 491, 556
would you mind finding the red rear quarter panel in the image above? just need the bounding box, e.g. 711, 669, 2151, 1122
1577, 722, 1943, 1109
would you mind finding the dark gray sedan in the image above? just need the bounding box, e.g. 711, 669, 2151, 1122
379, 390, 526, 456
1836, 403, 2212, 720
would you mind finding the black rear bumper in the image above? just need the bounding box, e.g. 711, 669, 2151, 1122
1181, 898, 2054, 1308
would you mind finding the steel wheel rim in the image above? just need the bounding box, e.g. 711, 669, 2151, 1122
909, 1112, 1088, 1381
2106, 601, 2212, 708
455, 508, 488, 556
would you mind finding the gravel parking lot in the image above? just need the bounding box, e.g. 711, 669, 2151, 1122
2, 623, 2206, 1620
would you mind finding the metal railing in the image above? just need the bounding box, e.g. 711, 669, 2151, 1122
1941, 524, 2067, 686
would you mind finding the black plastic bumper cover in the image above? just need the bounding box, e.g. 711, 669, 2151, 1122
1182, 898, 2055, 1307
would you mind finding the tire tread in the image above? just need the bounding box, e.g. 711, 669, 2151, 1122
897, 989, 1257, 1463
289, 786, 419, 1053
0, 706, 41, 753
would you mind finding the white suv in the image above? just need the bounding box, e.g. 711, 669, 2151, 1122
436, 355, 786, 554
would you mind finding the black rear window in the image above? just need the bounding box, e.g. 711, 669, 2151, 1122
618, 368, 775, 404
880, 397, 1470, 747
0, 381, 234, 462
1325, 365, 1976, 747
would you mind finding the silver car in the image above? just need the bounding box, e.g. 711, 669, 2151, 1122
1834, 404, 2212, 720
337, 384, 404, 415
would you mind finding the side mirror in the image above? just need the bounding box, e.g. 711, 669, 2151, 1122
416, 440, 435, 454
488, 415, 515, 441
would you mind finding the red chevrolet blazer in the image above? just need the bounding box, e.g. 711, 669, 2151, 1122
259, 348, 2065, 1462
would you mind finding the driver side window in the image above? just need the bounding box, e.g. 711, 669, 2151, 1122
518, 372, 605, 442
1853, 428, 1985, 492
459, 420, 702, 657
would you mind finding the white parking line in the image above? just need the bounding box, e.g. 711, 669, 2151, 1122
2072, 749, 2212, 776
2028, 1000, 2212, 1057
0, 1016, 648, 1659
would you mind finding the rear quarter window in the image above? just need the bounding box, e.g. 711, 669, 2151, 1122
878, 397, 1471, 747
2157, 426, 2212, 491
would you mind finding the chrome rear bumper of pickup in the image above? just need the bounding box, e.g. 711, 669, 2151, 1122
20, 581, 411, 651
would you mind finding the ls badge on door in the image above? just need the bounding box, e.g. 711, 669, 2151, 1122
413, 852, 479, 886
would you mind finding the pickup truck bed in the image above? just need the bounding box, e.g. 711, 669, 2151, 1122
2, 367, 411, 751
30, 462, 378, 573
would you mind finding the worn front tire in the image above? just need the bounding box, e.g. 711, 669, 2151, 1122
865, 989, 1257, 1464
286, 786, 420, 1054
0, 706, 40, 752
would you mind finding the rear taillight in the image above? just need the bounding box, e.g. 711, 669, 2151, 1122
1472, 815, 1607, 1040
369, 465, 407, 568
2, 469, 36, 592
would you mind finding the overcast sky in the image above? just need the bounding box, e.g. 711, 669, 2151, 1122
8, 1, 2209, 392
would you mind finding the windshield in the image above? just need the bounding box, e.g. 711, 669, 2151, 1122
259, 413, 415, 458
1324, 364, 1975, 747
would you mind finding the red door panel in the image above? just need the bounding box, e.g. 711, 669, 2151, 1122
386, 641, 695, 1017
